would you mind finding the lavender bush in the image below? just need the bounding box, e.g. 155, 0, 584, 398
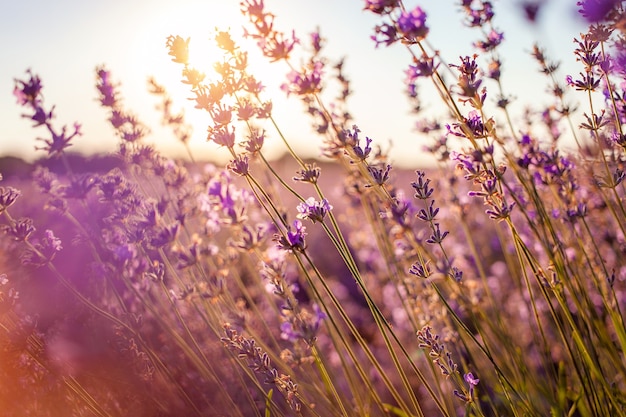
2, 1, 626, 416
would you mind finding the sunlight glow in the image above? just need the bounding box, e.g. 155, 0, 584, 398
124, 1, 293, 163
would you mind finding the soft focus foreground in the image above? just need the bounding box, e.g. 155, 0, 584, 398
2, 1, 626, 416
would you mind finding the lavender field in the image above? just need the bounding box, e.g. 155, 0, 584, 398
1, 1, 626, 416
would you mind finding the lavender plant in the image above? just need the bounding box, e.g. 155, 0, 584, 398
2, 1, 626, 416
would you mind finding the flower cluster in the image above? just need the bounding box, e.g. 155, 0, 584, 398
13, 70, 82, 156
296, 197, 332, 223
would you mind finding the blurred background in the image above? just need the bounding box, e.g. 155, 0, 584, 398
1, 0, 587, 168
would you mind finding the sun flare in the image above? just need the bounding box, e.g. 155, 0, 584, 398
126, 1, 288, 162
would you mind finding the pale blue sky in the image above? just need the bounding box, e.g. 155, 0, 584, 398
1, 0, 586, 168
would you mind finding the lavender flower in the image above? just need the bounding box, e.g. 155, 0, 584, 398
274, 220, 307, 252
409, 261, 431, 278
363, 0, 399, 14
454, 372, 480, 403
351, 136, 373, 162
281, 61, 324, 96
0, 186, 21, 213
280, 303, 327, 346
96, 67, 148, 144
577, 0, 621, 22
293, 163, 321, 184
411, 170, 434, 200
222, 324, 302, 412
20, 229, 62, 266
13, 70, 82, 156
461, 0, 495, 26
228, 155, 250, 176
296, 198, 333, 223
371, 22, 398, 47
241, 0, 299, 62
417, 325, 458, 377
3, 217, 35, 242
230, 223, 268, 251
397, 6, 429, 41
12, 69, 42, 105
473, 29, 504, 52
405, 54, 438, 96
367, 163, 392, 187
242, 128, 265, 153
207, 125, 236, 148
0, 274, 19, 308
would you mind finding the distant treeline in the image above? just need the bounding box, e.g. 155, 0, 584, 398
0, 153, 125, 179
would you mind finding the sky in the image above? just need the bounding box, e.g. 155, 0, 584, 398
1, 0, 588, 168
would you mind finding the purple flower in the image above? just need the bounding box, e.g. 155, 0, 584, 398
38, 229, 62, 260
367, 164, 392, 186
454, 372, 480, 402
235, 98, 257, 121
448, 110, 491, 139
417, 325, 458, 376
35, 124, 81, 156
274, 220, 307, 252
96, 67, 118, 107
411, 170, 434, 200
426, 222, 449, 244
228, 155, 249, 176
28, 106, 53, 127
207, 125, 236, 148
351, 136, 373, 161
473, 29, 504, 52
397, 6, 429, 41
281, 61, 323, 96
577, 0, 620, 22
96, 68, 149, 146
293, 163, 321, 184
485, 198, 515, 220
363, 0, 399, 14
242, 2, 299, 64
13, 71, 83, 156
13, 69, 42, 106
148, 222, 179, 249
280, 303, 327, 345
231, 223, 268, 251
207, 180, 249, 225
0, 186, 21, 213
296, 198, 333, 223
242, 74, 265, 95
450, 55, 484, 103
243, 129, 265, 153
280, 321, 299, 342
371, 23, 398, 47
406, 54, 437, 81
240, 0, 265, 20
465, 372, 479, 387
4, 217, 35, 242
310, 31, 324, 53
59, 174, 97, 199
409, 261, 430, 278
462, 0, 494, 26
210, 103, 233, 127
